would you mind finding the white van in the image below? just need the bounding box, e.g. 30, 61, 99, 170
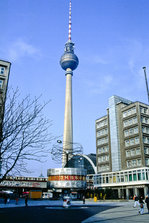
42, 192, 53, 199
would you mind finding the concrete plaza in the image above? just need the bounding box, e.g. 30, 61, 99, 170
82, 200, 149, 223
0, 199, 149, 222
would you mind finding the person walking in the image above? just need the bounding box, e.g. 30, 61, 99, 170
145, 194, 149, 213
133, 194, 139, 208
4, 196, 7, 204
82, 195, 85, 204
25, 195, 28, 207
16, 197, 19, 205
139, 196, 144, 215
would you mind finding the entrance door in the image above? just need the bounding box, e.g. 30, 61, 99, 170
138, 188, 144, 198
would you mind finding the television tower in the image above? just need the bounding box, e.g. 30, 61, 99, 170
60, 0, 79, 167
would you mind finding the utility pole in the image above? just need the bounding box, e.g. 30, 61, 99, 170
143, 67, 149, 104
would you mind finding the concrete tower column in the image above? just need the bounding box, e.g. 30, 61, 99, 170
60, 1, 79, 168
62, 69, 73, 167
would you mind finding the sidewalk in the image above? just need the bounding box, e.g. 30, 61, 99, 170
82, 201, 149, 223
0, 198, 112, 208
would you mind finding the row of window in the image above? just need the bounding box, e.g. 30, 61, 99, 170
98, 155, 109, 163
127, 159, 142, 167
122, 107, 136, 118
0, 66, 5, 75
144, 147, 149, 154
141, 116, 149, 124
96, 119, 107, 129
97, 146, 109, 154
140, 106, 148, 114
142, 126, 149, 134
126, 148, 141, 157
125, 137, 139, 147
97, 137, 108, 146
145, 158, 149, 165
96, 128, 108, 137
97, 165, 110, 172
0, 79, 4, 89
95, 169, 149, 184
123, 117, 137, 127
143, 136, 149, 144
124, 127, 138, 137
6, 176, 47, 181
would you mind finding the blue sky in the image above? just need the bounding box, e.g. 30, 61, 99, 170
1, 0, 149, 177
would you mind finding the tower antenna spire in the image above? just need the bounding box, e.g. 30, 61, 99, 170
68, 0, 72, 41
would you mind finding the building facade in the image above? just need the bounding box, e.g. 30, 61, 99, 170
0, 60, 11, 122
95, 95, 149, 198
0, 60, 11, 175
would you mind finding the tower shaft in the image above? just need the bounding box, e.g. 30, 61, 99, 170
62, 69, 73, 167
60, 0, 79, 168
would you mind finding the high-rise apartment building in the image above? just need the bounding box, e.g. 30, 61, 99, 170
0, 60, 11, 175
0, 60, 11, 124
94, 95, 149, 198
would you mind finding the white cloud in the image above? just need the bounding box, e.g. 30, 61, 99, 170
7, 39, 41, 61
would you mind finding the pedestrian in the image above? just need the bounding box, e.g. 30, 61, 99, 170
82, 195, 85, 204
133, 194, 139, 208
145, 194, 149, 213
25, 195, 28, 207
16, 197, 19, 205
139, 196, 144, 215
4, 196, 7, 204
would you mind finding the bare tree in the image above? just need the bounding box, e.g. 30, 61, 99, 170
0, 88, 53, 181
51, 140, 83, 167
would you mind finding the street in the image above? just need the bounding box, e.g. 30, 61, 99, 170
0, 205, 114, 223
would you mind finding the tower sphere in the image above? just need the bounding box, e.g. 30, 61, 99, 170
60, 41, 79, 71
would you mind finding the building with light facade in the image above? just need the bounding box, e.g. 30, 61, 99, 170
94, 95, 149, 199
0, 60, 11, 121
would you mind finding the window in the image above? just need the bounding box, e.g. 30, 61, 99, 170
145, 158, 149, 165
137, 159, 142, 166
132, 159, 137, 166
133, 173, 137, 181
0, 80, 3, 89
135, 137, 139, 144
124, 130, 129, 137
125, 175, 128, 182
97, 146, 109, 154
129, 174, 132, 181
142, 126, 149, 134
124, 127, 138, 137
130, 138, 134, 145
131, 150, 135, 156
125, 137, 139, 147
97, 128, 108, 137
123, 117, 137, 127
96, 119, 107, 128
126, 150, 131, 157
125, 140, 129, 147
140, 106, 148, 114
144, 147, 149, 154
141, 116, 149, 124
126, 148, 141, 157
0, 66, 5, 74
143, 136, 149, 144
138, 172, 141, 180
127, 161, 131, 167
97, 137, 108, 145
136, 148, 141, 155
122, 107, 136, 118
